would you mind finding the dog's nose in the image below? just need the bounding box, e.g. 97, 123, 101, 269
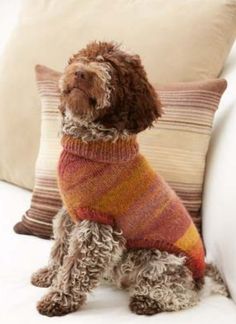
74, 70, 89, 81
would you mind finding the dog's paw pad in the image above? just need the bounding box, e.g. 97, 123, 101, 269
129, 295, 162, 315
37, 291, 86, 317
31, 267, 55, 288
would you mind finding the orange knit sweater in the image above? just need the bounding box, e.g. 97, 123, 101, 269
58, 134, 205, 279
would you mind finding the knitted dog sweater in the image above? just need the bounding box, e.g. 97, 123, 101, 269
58, 134, 205, 279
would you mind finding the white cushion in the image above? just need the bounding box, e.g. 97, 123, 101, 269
203, 42, 236, 302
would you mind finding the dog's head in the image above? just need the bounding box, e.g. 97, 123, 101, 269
59, 41, 162, 134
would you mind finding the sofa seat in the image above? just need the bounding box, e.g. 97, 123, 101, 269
1, 181, 236, 323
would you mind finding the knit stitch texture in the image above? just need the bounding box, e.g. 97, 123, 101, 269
58, 134, 205, 279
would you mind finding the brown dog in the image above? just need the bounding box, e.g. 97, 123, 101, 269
31, 41, 227, 317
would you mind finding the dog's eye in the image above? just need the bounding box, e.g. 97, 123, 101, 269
89, 97, 97, 107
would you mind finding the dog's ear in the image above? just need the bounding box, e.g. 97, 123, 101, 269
125, 78, 163, 134
97, 54, 163, 134
99, 81, 163, 134
122, 53, 163, 133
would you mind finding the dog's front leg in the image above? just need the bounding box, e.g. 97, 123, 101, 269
31, 207, 74, 288
37, 220, 125, 317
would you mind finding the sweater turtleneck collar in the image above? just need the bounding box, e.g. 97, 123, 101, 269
61, 134, 139, 163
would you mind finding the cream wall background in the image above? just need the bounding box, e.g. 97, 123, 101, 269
1, 0, 236, 190
0, 1, 21, 55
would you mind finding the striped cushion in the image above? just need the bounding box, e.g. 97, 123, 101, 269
14, 66, 62, 238
13, 65, 227, 239
139, 80, 227, 230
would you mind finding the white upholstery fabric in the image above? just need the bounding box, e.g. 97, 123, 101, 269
203, 42, 236, 302
1, 180, 236, 323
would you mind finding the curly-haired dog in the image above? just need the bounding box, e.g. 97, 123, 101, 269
31, 41, 227, 316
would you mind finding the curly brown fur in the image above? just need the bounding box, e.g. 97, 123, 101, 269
31, 208, 74, 288
37, 291, 86, 317
37, 220, 125, 316
62, 114, 130, 142
109, 249, 199, 315
59, 41, 163, 141
200, 263, 229, 298
33, 41, 227, 317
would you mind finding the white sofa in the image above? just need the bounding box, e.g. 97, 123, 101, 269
1, 4, 236, 324
202, 42, 236, 304
0, 43, 236, 324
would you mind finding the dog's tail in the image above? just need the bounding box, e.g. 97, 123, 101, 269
200, 263, 229, 298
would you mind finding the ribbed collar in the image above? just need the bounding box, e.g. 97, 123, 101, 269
61, 134, 139, 163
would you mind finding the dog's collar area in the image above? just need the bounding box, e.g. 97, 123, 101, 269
61, 134, 139, 163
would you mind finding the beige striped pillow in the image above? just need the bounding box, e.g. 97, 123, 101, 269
140, 80, 227, 230
14, 66, 62, 238
14, 65, 227, 239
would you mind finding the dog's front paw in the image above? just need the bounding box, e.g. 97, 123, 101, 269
37, 291, 86, 317
31, 267, 56, 288
129, 295, 162, 315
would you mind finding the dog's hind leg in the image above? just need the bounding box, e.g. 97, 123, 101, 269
36, 220, 125, 316
112, 249, 199, 315
31, 207, 74, 288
